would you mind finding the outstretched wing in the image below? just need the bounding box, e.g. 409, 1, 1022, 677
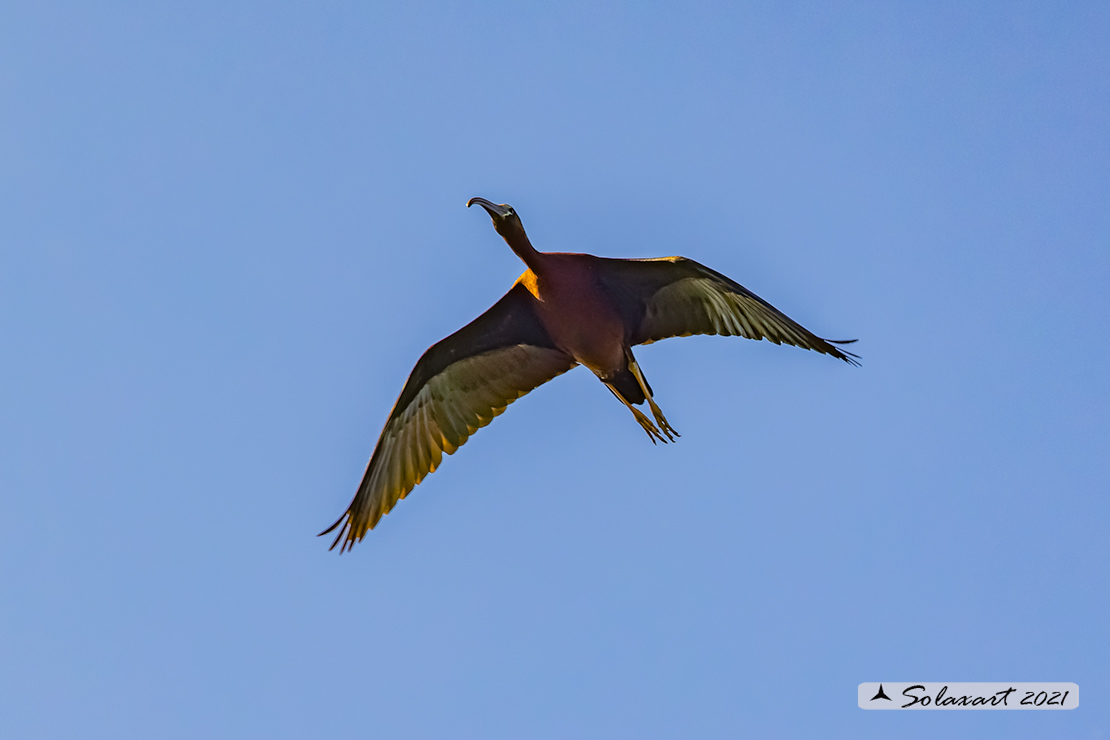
594, 256, 859, 364
323, 282, 577, 552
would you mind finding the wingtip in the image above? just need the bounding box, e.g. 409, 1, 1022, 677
319, 508, 382, 553
319, 512, 354, 553
318, 515, 344, 537
822, 338, 861, 366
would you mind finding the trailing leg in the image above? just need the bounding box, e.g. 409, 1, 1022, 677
627, 355, 679, 441
604, 384, 669, 444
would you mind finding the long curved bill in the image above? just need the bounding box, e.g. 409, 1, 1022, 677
466, 197, 512, 218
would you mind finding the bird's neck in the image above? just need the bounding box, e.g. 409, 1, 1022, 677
504, 232, 545, 272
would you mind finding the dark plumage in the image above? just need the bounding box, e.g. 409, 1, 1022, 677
322, 198, 858, 551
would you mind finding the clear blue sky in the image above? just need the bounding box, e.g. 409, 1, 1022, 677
2, 2, 1107, 737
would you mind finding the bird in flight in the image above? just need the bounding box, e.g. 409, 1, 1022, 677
322, 198, 858, 551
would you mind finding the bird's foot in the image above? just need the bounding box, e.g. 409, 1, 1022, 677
647, 397, 680, 442
629, 404, 669, 445
625, 356, 678, 443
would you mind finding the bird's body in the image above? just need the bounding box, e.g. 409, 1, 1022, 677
519, 257, 626, 376
322, 198, 858, 551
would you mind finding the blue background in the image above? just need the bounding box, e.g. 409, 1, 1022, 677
2, 2, 1107, 737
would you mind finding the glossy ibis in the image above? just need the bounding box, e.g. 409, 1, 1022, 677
322, 197, 858, 551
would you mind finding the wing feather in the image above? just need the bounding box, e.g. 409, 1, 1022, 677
595, 256, 860, 365
323, 283, 577, 551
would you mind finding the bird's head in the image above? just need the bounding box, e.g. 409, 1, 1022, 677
467, 197, 526, 240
